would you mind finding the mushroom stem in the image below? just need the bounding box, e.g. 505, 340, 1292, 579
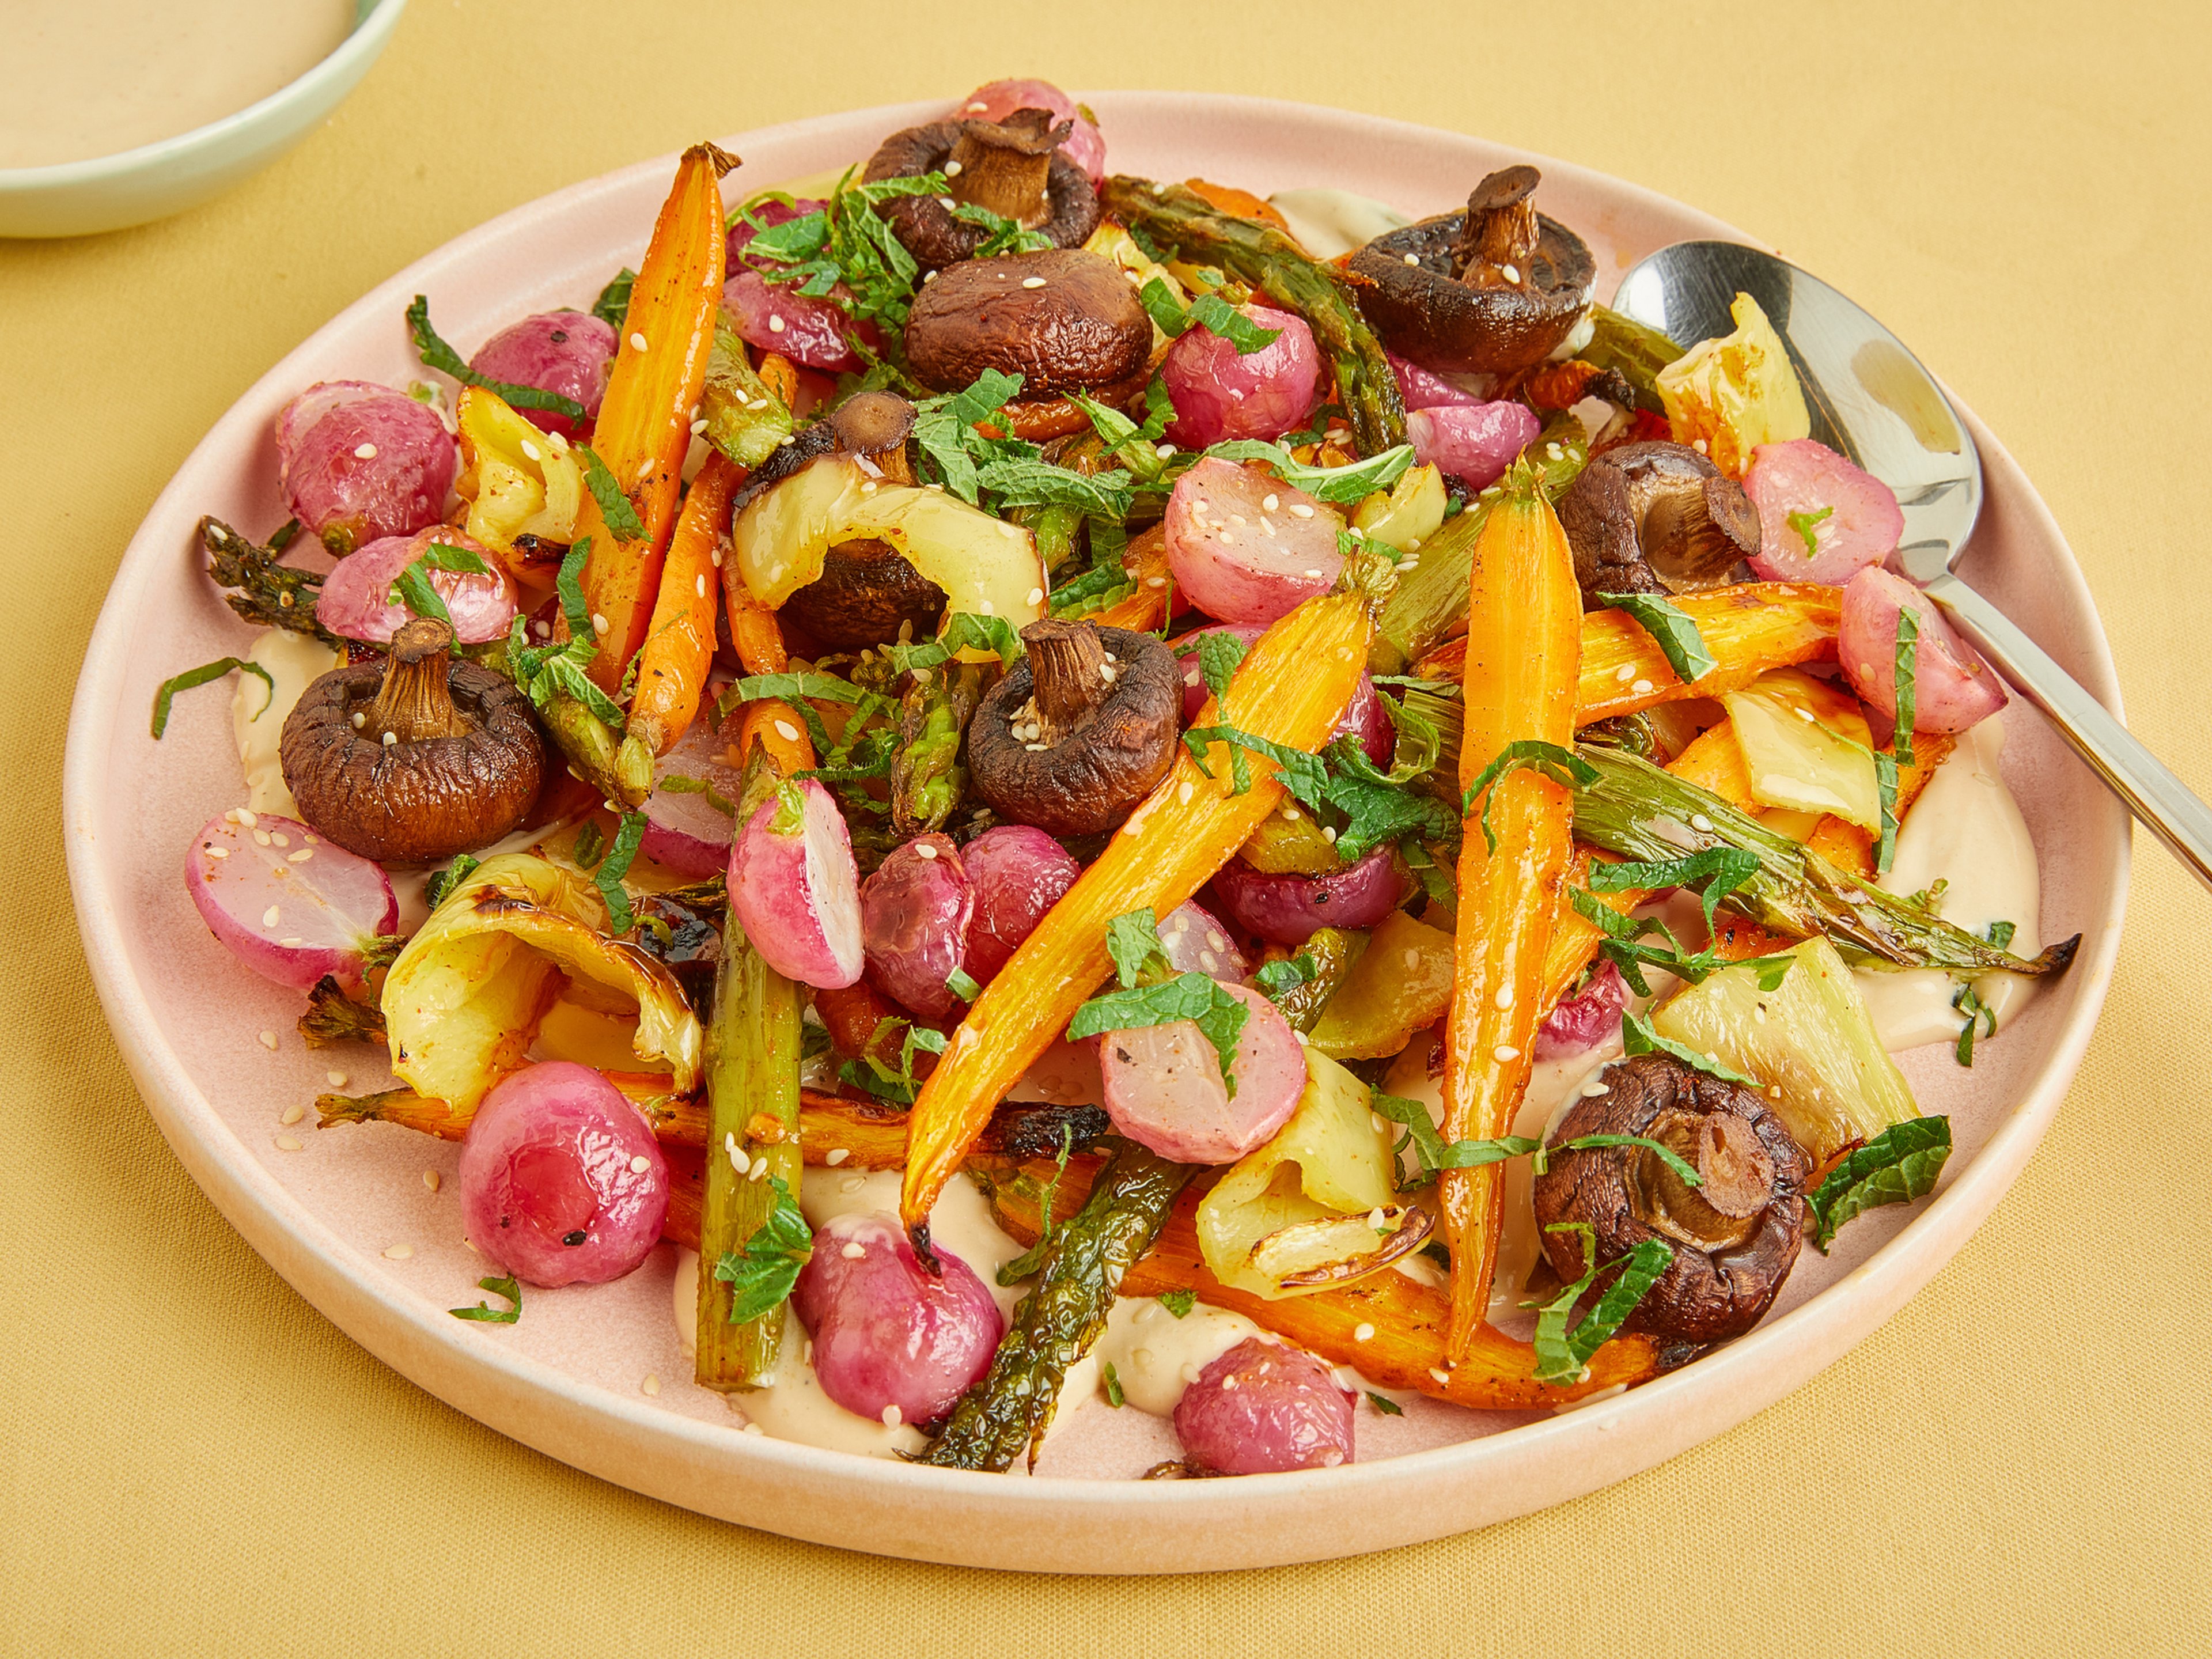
1021, 618, 1109, 741
1451, 165, 1542, 287
947, 108, 1069, 230
366, 618, 468, 744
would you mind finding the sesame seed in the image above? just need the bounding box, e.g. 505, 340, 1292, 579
279, 937, 303, 947
690, 418, 708, 436
1429, 1366, 1452, 1385
748, 1159, 768, 1182
1261, 494, 1279, 512
205, 846, 229, 859
591, 613, 609, 635
1547, 442, 1564, 460
1690, 813, 1715, 832
521, 440, 541, 461
916, 841, 938, 860
236, 808, 257, 828
859, 479, 878, 494
1495, 983, 1516, 1010
1145, 575, 1166, 588
1199, 949, 1219, 970
1027, 586, 1044, 606
767, 315, 785, 334
1302, 568, 1324, 578
1155, 441, 1175, 459
1582, 1080, 1611, 1097
1020, 275, 1047, 289
1493, 1043, 1521, 1063
1403, 252, 1420, 266
841, 1241, 866, 1260
772, 718, 800, 743
274, 1134, 302, 1152
629, 331, 649, 351
945, 158, 965, 176
353, 442, 378, 460
1323, 825, 1338, 843
383, 1244, 413, 1260
1218, 529, 1236, 546
1403, 948, 1421, 969
1631, 679, 1654, 695
1180, 1362, 1202, 1384
262, 905, 281, 927
881, 1404, 903, 1427
1025, 741, 1047, 752
1283, 806, 1301, 820
280, 1103, 305, 1126
1355, 1323, 1377, 1342
1501, 263, 1520, 283
424, 1169, 441, 1192
695, 573, 707, 599
825, 1147, 850, 1166
252, 829, 272, 846
531, 622, 551, 639
725, 1133, 749, 1175
1099, 662, 1118, 682
1614, 663, 1636, 682
1691, 437, 1708, 454
382, 732, 397, 747
1293, 1028, 1310, 1047
642, 1374, 661, 1396
979, 599, 994, 614
1177, 781, 1194, 804
327, 1070, 347, 1088
1289, 503, 1315, 518
288, 848, 313, 863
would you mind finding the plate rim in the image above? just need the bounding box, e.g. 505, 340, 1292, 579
62, 90, 2131, 1573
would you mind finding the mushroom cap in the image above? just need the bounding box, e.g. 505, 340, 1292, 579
968, 622, 1181, 839
1531, 1053, 1808, 1346
1349, 209, 1594, 376
279, 641, 545, 865
1558, 440, 1762, 605
904, 249, 1152, 399
863, 119, 1100, 271
782, 536, 948, 651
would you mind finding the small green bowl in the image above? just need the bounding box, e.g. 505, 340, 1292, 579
0, 0, 409, 240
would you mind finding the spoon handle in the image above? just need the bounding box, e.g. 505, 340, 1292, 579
1924, 571, 2212, 894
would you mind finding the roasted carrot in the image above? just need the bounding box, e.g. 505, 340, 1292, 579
732, 695, 814, 780
1441, 460, 1581, 1359
1539, 847, 1630, 1013
626, 452, 738, 756
898, 591, 1373, 1237
1090, 522, 1181, 632
574, 143, 733, 696
1666, 721, 1760, 811
754, 350, 800, 410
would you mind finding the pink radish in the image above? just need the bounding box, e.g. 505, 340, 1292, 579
727, 778, 865, 989
1163, 458, 1344, 626
960, 825, 1080, 986
1744, 438, 1904, 584
276, 379, 457, 552
726, 199, 884, 375
184, 810, 399, 991
1170, 620, 1393, 767
467, 310, 616, 440
1534, 959, 1627, 1060
1406, 402, 1541, 490
1839, 566, 2008, 734
793, 1211, 1003, 1425
861, 833, 975, 1019
1390, 353, 1490, 411
1161, 304, 1322, 448
1209, 844, 1407, 946
949, 78, 1106, 182
1097, 982, 1304, 1162
315, 527, 518, 645
1156, 899, 1251, 983
458, 1061, 668, 1287
641, 721, 747, 880
1174, 1338, 1355, 1474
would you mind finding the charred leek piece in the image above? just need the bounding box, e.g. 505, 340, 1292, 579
1578, 306, 1683, 414
1573, 744, 2079, 976
699, 315, 795, 468
696, 757, 807, 1392
297, 975, 387, 1047
540, 688, 655, 809
891, 661, 987, 836
1374, 412, 1587, 670
1100, 176, 1406, 457
923, 1141, 1194, 1472
199, 516, 343, 645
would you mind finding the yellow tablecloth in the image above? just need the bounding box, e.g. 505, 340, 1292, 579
6, 1, 2208, 1650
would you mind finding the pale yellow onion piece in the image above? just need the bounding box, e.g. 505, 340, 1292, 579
733, 456, 1048, 641
1194, 1048, 1402, 1300
1247, 1206, 1433, 1288
382, 854, 702, 1112
1351, 462, 1446, 554
1653, 291, 1810, 479
1649, 934, 1915, 1164
1722, 665, 1881, 830
454, 387, 584, 560
1083, 219, 1185, 304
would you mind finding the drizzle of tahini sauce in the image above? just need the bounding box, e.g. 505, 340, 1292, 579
1093, 1294, 1261, 1417
1854, 715, 2043, 1050
232, 629, 342, 819
1266, 189, 1411, 261
1, 1, 357, 168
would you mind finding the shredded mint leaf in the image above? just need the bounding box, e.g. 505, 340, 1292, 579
1620, 1010, 1760, 1085
1184, 629, 1247, 703
1203, 438, 1415, 504
1048, 558, 1136, 618
592, 811, 647, 934
1105, 907, 1171, 990
571, 820, 606, 870
1598, 592, 1717, 685
1460, 740, 1599, 854
449, 1274, 522, 1324
1529, 1223, 1673, 1384
1986, 919, 2017, 951
1806, 1116, 1952, 1251
423, 854, 481, 911
1952, 982, 1997, 1066
1253, 953, 1316, 1003
577, 445, 647, 540
1785, 505, 1834, 559
1102, 1361, 1127, 1407
660, 774, 738, 817
1183, 723, 1330, 809
768, 780, 807, 835
1550, 1133, 1703, 1186
151, 657, 274, 739
878, 612, 1026, 675
1586, 847, 1762, 931
420, 541, 490, 576
996, 1123, 1075, 1285
972, 455, 1135, 518
945, 966, 982, 1003
1366, 1391, 1404, 1417
1069, 972, 1249, 1094
1434, 1134, 1544, 1169
1892, 606, 1921, 771
407, 295, 589, 422
592, 267, 637, 328
713, 1175, 814, 1324
1370, 1090, 1449, 1177
387, 559, 453, 626
1186, 291, 1282, 354
555, 536, 596, 645
1158, 1289, 1196, 1319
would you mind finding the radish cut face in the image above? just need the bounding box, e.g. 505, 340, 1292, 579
1839, 565, 2009, 735
1163, 459, 1344, 626
184, 811, 398, 990
1097, 983, 1304, 1163
728, 779, 865, 989
641, 721, 747, 880
1744, 438, 1904, 584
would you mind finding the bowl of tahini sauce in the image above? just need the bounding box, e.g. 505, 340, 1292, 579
0, 0, 407, 238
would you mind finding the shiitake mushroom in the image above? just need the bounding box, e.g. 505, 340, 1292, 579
1349, 165, 1595, 377
1557, 440, 1762, 605
968, 619, 1181, 838
863, 108, 1100, 272
1532, 1053, 1808, 1346
279, 616, 545, 864
903, 249, 1152, 400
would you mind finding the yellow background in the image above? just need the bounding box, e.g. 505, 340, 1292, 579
5, 1, 2208, 1651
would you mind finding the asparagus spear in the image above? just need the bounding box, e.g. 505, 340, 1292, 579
1572, 743, 2080, 976
541, 690, 655, 809
1100, 176, 1407, 457
922, 1139, 1194, 1472
199, 516, 344, 645
1372, 410, 1589, 671
696, 756, 808, 1391
889, 661, 987, 836
1577, 305, 1684, 414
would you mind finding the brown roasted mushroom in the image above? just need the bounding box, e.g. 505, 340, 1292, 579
863, 108, 1100, 272
1557, 440, 1762, 605
1531, 1053, 1808, 1346
279, 617, 546, 863
1349, 165, 1596, 377
903, 249, 1152, 401
968, 619, 1181, 838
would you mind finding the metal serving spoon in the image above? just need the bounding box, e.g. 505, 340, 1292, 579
1612, 240, 2212, 893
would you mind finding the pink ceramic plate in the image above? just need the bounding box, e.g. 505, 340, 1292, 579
64, 94, 2128, 1573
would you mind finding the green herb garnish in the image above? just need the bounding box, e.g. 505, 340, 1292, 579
1069, 974, 1251, 1094
1158, 1289, 1196, 1319
151, 657, 274, 739
1620, 1010, 1761, 1086
1597, 592, 1717, 685
713, 1175, 814, 1325
1102, 1361, 1127, 1408
423, 854, 480, 911
1785, 505, 1834, 559
591, 267, 637, 328
1460, 740, 1600, 854
591, 810, 647, 934
449, 1274, 522, 1324
577, 444, 647, 540
1366, 1391, 1404, 1416
1805, 1116, 1952, 1251
1528, 1222, 1673, 1384
407, 294, 588, 423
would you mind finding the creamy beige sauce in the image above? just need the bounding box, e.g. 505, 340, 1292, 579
1267, 188, 1410, 261
1854, 717, 2041, 1048
1094, 1294, 1262, 1417
231, 628, 342, 819
1, 1, 357, 168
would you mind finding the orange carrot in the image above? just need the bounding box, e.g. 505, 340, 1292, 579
627, 453, 737, 756
1091, 522, 1183, 631
733, 696, 814, 781
755, 351, 800, 410
574, 143, 733, 696
1441, 460, 1581, 1359
899, 591, 1373, 1235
